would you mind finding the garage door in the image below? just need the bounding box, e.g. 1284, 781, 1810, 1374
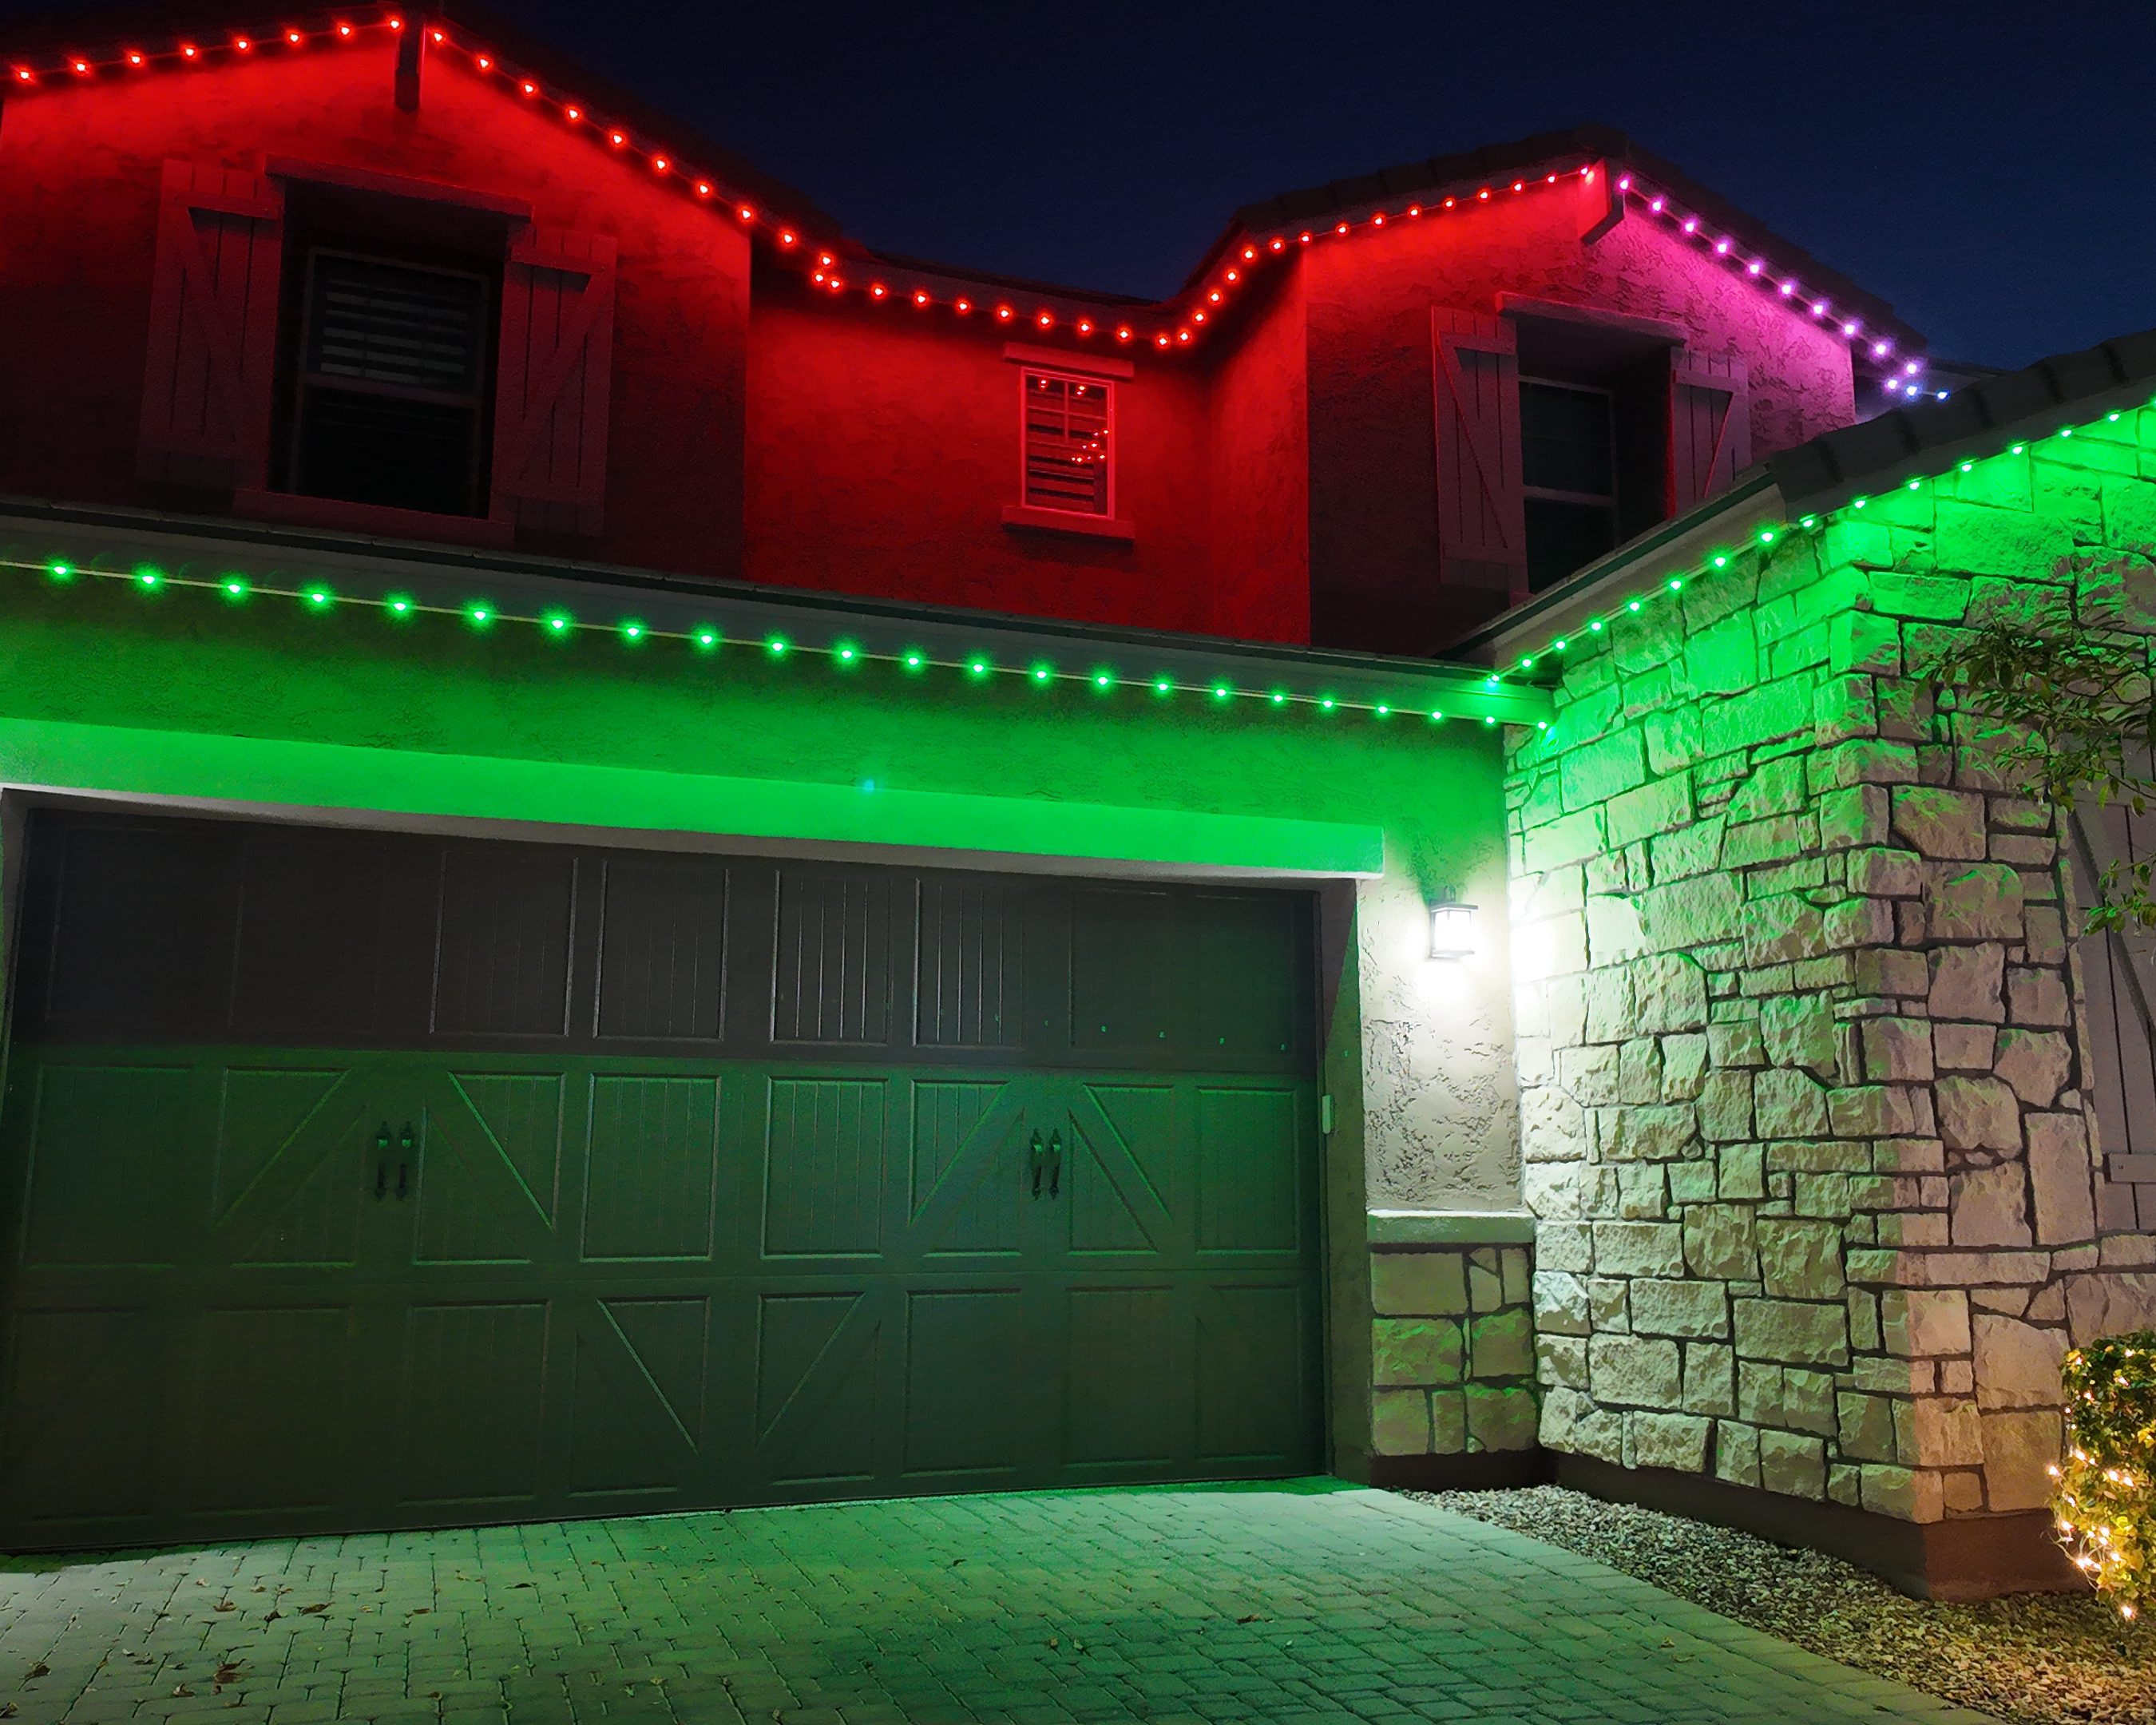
0, 807, 1322, 1548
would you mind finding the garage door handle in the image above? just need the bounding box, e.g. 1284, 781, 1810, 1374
1046, 1129, 1063, 1199
374, 1127, 390, 1200
1028, 1130, 1044, 1198
397, 1124, 415, 1200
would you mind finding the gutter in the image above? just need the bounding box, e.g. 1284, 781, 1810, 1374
0, 494, 1552, 725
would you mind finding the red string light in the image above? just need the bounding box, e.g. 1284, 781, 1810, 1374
6, 11, 1922, 378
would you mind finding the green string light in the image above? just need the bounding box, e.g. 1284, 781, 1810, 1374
6, 555, 1533, 732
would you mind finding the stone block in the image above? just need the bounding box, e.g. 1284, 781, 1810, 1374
1534, 1271, 1591, 1336
1933, 1023, 1997, 1072
1632, 953, 1710, 1034
1754, 1068, 1830, 1137
1758, 1429, 1827, 1500
1785, 1367, 1838, 1434
1702, 673, 1817, 756
1560, 728, 1650, 811
1616, 1163, 1668, 1219
1906, 1396, 1985, 1467
1849, 846, 1926, 897
1696, 1071, 1754, 1142
1600, 1103, 1700, 1162
1859, 1017, 1934, 1083
1538, 1221, 1592, 1273
1891, 786, 1988, 860
1540, 1386, 1625, 1462
1500, 1246, 1532, 1305
1980, 1409, 2063, 1512
1882, 1288, 1972, 1358
1742, 895, 1827, 966
1724, 815, 1814, 868
1583, 967, 1635, 1043
1837, 1391, 1899, 1462
1430, 1389, 1468, 1453
1639, 872, 1742, 947
2007, 967, 2071, 1027
1661, 1033, 1710, 1100
1628, 1410, 1713, 1473
1707, 1017, 1767, 1069
1593, 1220, 1686, 1277
1760, 995, 1839, 1077
1733, 1298, 1849, 1367
1371, 1251, 1469, 1317
1683, 1203, 1758, 1279
1935, 1075, 2022, 1153
1681, 1341, 1737, 1417
1853, 946, 1932, 997
1524, 808, 1608, 874
1861, 1464, 1945, 1523
1972, 1315, 2067, 1410
1590, 1334, 1683, 1407
1928, 863, 2025, 942
1462, 1384, 1537, 1453
2027, 1112, 2096, 1246
1556, 1045, 1619, 1106
1604, 775, 1695, 851
1724, 754, 1809, 824
1370, 1388, 1432, 1455
1469, 1307, 1536, 1380
1588, 1275, 1631, 1330
1950, 1163, 2032, 1248
1714, 1418, 1762, 1486
1928, 942, 2005, 1021
1630, 1279, 1730, 1339
1371, 1318, 1464, 1387
1819, 783, 1891, 851
1615, 1037, 1664, 1106
1586, 894, 1647, 966
1718, 1143, 1766, 1200
1757, 1219, 1845, 1300
1826, 1085, 1928, 1138
1538, 1333, 1589, 1389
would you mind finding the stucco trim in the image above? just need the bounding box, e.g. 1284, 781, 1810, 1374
1367, 1208, 1536, 1246
0, 716, 1386, 878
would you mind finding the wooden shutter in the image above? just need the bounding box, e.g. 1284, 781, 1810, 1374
136, 161, 284, 489
1430, 308, 1527, 601
2072, 800, 2156, 1158
1667, 350, 1750, 513
490, 226, 616, 536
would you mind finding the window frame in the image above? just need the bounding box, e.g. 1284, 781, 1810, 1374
1517, 374, 1622, 593
1017, 363, 1117, 521
286, 245, 495, 519
998, 342, 1135, 544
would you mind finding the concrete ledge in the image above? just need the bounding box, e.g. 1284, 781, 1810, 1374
1368, 1209, 1537, 1247
1557, 1453, 2082, 1601
1367, 1449, 1554, 1491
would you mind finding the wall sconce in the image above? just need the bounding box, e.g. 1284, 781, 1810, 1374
1428, 897, 1476, 961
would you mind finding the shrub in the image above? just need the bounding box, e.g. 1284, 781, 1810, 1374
2052, 1330, 2156, 1620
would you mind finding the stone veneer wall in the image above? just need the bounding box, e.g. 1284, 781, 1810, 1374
1365, 1222, 1540, 1469
1506, 402, 2156, 1526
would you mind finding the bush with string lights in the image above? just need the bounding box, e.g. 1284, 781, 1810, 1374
2051, 1332, 2156, 1621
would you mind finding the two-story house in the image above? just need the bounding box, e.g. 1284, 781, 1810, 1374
18, 0, 2140, 1601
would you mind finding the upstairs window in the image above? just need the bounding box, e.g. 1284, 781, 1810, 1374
1519, 379, 1619, 593
1021, 369, 1113, 517
292, 252, 490, 517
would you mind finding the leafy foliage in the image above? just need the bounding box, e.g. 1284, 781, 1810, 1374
2054, 1333, 2156, 1620
1928, 617, 2156, 930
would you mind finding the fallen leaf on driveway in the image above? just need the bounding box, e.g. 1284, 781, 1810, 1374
26, 1664, 47, 1679
297, 1604, 328, 1614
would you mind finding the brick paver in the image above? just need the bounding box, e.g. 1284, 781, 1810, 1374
0, 1483, 1994, 1723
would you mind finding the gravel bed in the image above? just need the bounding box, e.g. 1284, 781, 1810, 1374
1407, 1485, 2155, 1725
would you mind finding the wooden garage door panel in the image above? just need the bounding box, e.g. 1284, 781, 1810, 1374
0, 808, 1323, 1546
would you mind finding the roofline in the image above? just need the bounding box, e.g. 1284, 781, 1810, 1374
2, 11, 1927, 366
0, 494, 1552, 724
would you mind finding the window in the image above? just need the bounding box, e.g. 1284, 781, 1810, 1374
1520, 378, 1618, 593
1021, 369, 1113, 517
291, 251, 490, 517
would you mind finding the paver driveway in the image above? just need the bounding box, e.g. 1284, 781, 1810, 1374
1, 1483, 1993, 1725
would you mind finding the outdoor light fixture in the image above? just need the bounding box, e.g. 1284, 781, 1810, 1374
1428, 898, 1476, 961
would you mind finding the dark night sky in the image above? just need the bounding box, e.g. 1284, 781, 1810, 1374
8, 0, 2150, 367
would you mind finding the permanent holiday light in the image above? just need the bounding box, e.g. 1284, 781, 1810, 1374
5, 9, 1921, 374
1497, 393, 2156, 698
6, 553, 1523, 730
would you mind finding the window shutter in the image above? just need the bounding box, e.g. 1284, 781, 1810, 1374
490, 226, 616, 535
2072, 801, 2156, 1157
1667, 350, 1750, 513
136, 160, 284, 489
1430, 308, 1527, 601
